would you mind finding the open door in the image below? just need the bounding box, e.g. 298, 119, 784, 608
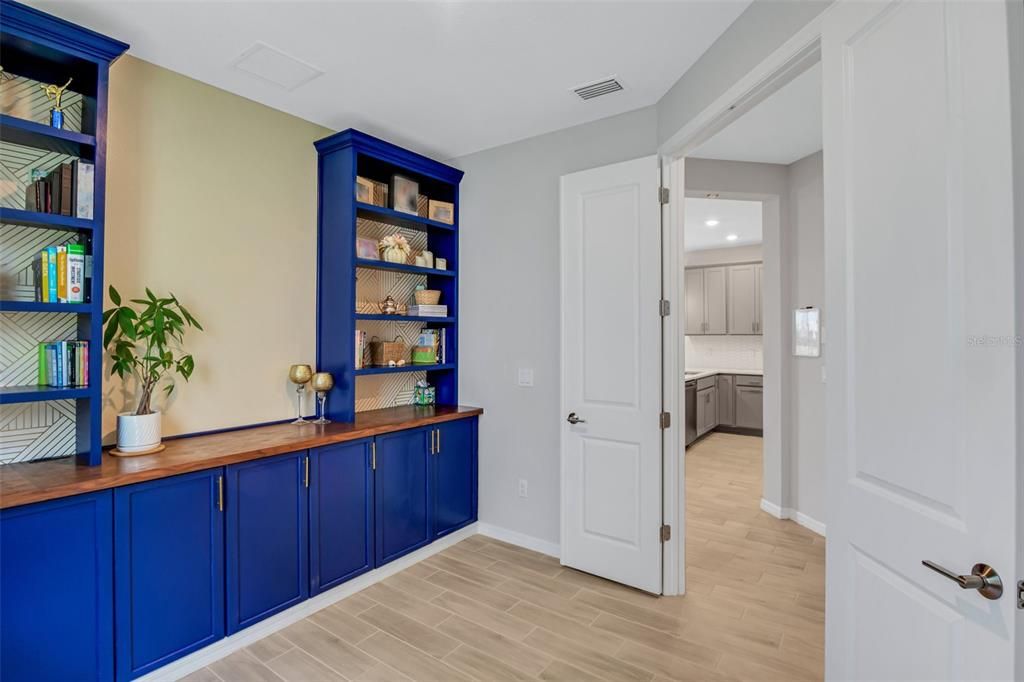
823, 1, 1019, 679
560, 156, 663, 594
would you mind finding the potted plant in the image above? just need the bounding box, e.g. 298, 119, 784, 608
103, 286, 203, 454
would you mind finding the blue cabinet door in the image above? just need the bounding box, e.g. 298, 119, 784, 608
310, 440, 373, 594
374, 427, 431, 566
226, 451, 309, 633
432, 417, 478, 538
114, 469, 224, 680
1, 491, 113, 682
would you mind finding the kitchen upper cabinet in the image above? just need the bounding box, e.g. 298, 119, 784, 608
696, 386, 718, 436
717, 374, 735, 427
375, 427, 431, 566
226, 451, 308, 634
1, 491, 113, 682
114, 470, 225, 681
727, 263, 762, 335
735, 385, 764, 430
310, 439, 374, 595
684, 267, 728, 335
432, 417, 477, 539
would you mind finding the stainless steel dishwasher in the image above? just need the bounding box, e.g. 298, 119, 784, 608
685, 380, 697, 446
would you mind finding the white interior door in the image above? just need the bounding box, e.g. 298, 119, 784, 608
823, 2, 1019, 680
560, 156, 662, 593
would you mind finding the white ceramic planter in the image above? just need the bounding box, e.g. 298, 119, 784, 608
116, 411, 162, 453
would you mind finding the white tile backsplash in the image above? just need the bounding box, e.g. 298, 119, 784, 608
685, 335, 763, 371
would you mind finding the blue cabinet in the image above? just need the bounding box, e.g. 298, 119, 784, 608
374, 426, 432, 565
310, 439, 374, 594
1, 491, 113, 682
114, 469, 224, 680
226, 451, 309, 633
432, 417, 478, 539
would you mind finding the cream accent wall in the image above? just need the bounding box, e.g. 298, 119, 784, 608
102, 56, 332, 442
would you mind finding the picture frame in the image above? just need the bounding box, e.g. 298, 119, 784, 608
428, 199, 455, 225
355, 176, 374, 204
793, 307, 821, 357
390, 174, 419, 215
356, 237, 379, 260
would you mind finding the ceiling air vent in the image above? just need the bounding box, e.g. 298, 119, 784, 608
573, 77, 624, 101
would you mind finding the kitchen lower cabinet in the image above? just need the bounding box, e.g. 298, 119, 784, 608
1, 491, 113, 682
735, 385, 764, 430
431, 417, 477, 539
696, 386, 718, 436
375, 426, 432, 566
717, 375, 735, 426
114, 469, 225, 681
226, 451, 308, 634
310, 439, 374, 595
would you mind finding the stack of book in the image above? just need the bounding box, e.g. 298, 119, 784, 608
355, 329, 368, 369
23, 161, 94, 218
37, 340, 89, 387
416, 328, 447, 364
408, 304, 447, 318
32, 244, 87, 303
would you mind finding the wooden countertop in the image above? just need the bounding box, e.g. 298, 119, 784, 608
0, 405, 482, 509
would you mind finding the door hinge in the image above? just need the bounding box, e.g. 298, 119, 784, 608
660, 524, 672, 542
659, 299, 670, 317
659, 412, 671, 429
1017, 580, 1023, 610
658, 187, 670, 204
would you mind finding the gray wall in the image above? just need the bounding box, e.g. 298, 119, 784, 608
451, 107, 658, 546
656, 0, 831, 146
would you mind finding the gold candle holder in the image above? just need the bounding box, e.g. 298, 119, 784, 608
288, 364, 313, 424
311, 372, 335, 424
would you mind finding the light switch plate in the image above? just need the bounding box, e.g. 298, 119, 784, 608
517, 368, 534, 387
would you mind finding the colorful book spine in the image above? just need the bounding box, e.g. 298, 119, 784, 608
46, 246, 58, 303
38, 344, 47, 385
75, 162, 94, 219
56, 246, 67, 302
67, 244, 85, 303
38, 249, 50, 302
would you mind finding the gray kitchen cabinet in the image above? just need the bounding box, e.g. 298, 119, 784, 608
716, 374, 734, 426
696, 386, 718, 436
684, 267, 727, 335
735, 385, 764, 430
727, 263, 762, 335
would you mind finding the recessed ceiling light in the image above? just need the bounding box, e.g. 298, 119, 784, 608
705, 219, 719, 227
726, 234, 738, 241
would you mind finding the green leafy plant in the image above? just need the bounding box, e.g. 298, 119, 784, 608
103, 286, 203, 416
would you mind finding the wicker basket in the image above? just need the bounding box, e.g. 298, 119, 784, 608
369, 336, 407, 366
414, 289, 441, 305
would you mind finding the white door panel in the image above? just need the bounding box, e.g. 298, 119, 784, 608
561, 156, 662, 593
824, 1, 1018, 679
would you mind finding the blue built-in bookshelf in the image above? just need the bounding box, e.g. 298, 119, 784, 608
314, 130, 464, 422
0, 0, 128, 466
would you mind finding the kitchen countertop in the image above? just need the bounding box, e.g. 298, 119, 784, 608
685, 368, 763, 381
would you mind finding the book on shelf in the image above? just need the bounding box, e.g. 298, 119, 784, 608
355, 329, 367, 370
31, 244, 86, 303
407, 304, 448, 318
37, 340, 88, 387
416, 328, 446, 364
22, 161, 94, 218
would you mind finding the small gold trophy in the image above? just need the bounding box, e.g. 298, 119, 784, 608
40, 77, 72, 129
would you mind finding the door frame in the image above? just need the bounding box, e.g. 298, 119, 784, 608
657, 7, 829, 596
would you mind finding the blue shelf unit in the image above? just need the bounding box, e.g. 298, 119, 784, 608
315, 130, 464, 422
0, 0, 128, 466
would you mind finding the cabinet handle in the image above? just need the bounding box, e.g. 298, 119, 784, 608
217, 475, 224, 512
371, 442, 377, 470
436, 429, 441, 454
304, 455, 310, 488
430, 429, 436, 454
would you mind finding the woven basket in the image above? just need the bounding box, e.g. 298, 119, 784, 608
369, 336, 407, 366
414, 289, 441, 305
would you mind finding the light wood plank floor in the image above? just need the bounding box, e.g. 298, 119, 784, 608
184, 432, 824, 681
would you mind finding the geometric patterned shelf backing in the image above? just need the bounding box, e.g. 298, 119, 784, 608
354, 218, 434, 411
0, 75, 85, 464
0, 312, 78, 464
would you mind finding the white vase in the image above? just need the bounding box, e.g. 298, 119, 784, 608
116, 411, 162, 454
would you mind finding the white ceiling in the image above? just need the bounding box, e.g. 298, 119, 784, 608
29, 0, 751, 160
684, 197, 761, 251
691, 62, 821, 165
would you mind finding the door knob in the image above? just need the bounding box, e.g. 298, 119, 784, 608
566, 412, 587, 425
922, 560, 1003, 600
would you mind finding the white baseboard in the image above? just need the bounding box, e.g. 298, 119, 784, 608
476, 522, 560, 558
139, 523, 479, 682
760, 498, 826, 537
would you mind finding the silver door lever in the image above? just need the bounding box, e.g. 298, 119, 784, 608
566, 412, 586, 425
922, 560, 1003, 600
